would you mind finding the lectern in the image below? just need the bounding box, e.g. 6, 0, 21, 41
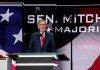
8, 53, 69, 70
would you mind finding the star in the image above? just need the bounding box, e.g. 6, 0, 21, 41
13, 29, 22, 45
47, 22, 53, 31
0, 8, 14, 22
55, 20, 58, 23
23, 33, 26, 36
47, 27, 51, 32
35, 7, 40, 14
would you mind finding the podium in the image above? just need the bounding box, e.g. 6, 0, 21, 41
8, 53, 69, 70
0, 55, 12, 70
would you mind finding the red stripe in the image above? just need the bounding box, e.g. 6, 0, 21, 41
88, 55, 100, 70
80, 8, 100, 27
11, 64, 16, 70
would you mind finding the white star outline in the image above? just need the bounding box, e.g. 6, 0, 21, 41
47, 27, 51, 32
35, 7, 40, 14
0, 8, 14, 22
13, 29, 22, 45
47, 21, 54, 32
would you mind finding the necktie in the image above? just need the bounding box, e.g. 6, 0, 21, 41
40, 34, 44, 47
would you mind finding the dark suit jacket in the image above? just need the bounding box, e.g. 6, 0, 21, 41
27, 32, 56, 52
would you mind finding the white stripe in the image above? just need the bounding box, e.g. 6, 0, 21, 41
24, 4, 100, 6
0, 3, 100, 6
0, 2, 23, 6
56, 4, 100, 6
0, 49, 8, 57
24, 4, 56, 6
16, 63, 58, 67
12, 60, 16, 66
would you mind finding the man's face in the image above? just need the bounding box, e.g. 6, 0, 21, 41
38, 21, 47, 33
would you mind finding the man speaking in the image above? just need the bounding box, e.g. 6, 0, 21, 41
27, 19, 56, 52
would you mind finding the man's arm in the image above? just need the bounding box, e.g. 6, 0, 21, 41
27, 34, 34, 52
50, 33, 57, 52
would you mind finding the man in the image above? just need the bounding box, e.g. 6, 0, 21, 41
28, 19, 56, 52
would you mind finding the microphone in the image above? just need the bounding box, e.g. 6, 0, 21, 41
39, 33, 42, 37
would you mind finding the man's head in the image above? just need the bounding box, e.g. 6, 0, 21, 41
37, 19, 47, 33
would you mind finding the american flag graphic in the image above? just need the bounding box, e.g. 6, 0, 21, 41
57, 7, 100, 70
0, 3, 23, 70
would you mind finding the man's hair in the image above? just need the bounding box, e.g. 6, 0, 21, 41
37, 19, 47, 25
